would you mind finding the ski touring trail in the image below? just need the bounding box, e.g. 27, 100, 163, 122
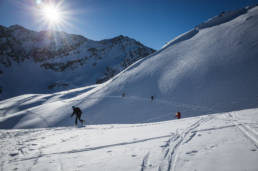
140, 116, 212, 171
227, 112, 258, 148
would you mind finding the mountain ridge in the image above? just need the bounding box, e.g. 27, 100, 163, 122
0, 24, 155, 99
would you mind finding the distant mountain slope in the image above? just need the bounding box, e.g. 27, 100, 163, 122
0, 25, 155, 99
0, 5, 258, 129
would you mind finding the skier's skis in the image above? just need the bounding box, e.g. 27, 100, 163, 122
78, 120, 86, 128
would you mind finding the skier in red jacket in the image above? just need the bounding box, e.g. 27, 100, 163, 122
176, 112, 181, 119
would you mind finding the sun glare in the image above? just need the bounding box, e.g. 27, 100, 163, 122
41, 4, 62, 26
33, 0, 77, 32
42, 5, 61, 24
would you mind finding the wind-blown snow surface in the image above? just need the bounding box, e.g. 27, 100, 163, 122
1, 5, 258, 129
1, 109, 258, 171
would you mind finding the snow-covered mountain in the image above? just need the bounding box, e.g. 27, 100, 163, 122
1, 5, 258, 129
1, 5, 258, 171
0, 25, 155, 99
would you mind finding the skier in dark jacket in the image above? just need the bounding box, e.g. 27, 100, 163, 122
71, 106, 84, 125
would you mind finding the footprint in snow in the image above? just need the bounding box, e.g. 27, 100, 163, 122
9, 153, 19, 157
250, 148, 256, 152
186, 150, 198, 155
210, 145, 217, 149
160, 144, 168, 148
131, 154, 137, 157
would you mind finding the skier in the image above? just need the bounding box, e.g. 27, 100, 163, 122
176, 112, 181, 119
151, 96, 154, 101
71, 106, 84, 125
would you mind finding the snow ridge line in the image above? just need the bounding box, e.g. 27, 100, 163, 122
162, 5, 257, 49
160, 116, 211, 171
227, 113, 258, 148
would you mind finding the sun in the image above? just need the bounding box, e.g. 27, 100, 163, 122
39, 3, 64, 28
42, 5, 61, 24
32, 0, 77, 32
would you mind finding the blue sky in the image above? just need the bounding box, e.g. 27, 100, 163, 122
0, 0, 258, 49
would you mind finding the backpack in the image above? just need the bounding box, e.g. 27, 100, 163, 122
75, 107, 82, 115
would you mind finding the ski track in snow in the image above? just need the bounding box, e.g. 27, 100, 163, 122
227, 112, 258, 148
140, 116, 212, 171
10, 134, 172, 164
0, 161, 4, 171
27, 149, 42, 171
141, 152, 150, 171
165, 116, 212, 171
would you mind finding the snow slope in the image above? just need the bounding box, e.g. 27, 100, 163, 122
76, 5, 258, 122
1, 5, 258, 129
0, 109, 258, 171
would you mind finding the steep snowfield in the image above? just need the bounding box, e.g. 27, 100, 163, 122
1, 6, 258, 129
0, 109, 258, 171
76, 5, 258, 122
